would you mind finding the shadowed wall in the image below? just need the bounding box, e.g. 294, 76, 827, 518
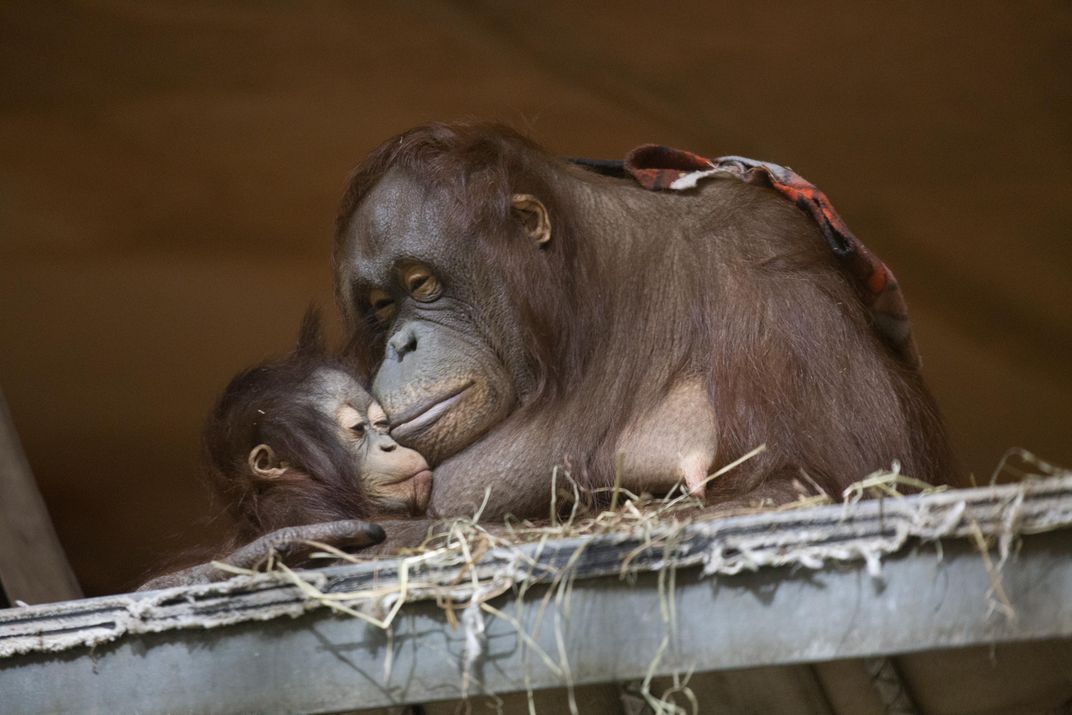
1, 1, 1069, 595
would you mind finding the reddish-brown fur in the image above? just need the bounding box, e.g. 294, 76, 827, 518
140, 320, 401, 590
336, 123, 956, 519
202, 341, 372, 546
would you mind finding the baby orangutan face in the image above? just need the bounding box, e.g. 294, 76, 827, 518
315, 369, 434, 515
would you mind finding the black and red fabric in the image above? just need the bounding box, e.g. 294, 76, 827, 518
577, 146, 919, 368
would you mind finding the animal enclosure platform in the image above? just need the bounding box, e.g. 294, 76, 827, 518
3, 475, 1072, 714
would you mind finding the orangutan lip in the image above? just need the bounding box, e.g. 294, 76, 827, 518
382, 467, 431, 486
391, 383, 472, 434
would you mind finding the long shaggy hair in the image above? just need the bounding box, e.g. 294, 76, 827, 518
335, 123, 956, 504
203, 312, 370, 541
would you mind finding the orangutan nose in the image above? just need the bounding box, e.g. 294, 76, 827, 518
386, 327, 418, 361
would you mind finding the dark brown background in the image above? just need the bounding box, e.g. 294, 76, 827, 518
2, 2, 1069, 596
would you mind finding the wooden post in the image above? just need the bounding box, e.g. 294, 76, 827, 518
0, 392, 81, 604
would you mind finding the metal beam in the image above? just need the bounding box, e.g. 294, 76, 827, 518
2, 477, 1071, 713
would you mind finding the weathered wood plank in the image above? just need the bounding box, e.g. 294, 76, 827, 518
0, 393, 81, 604
2, 477, 1071, 713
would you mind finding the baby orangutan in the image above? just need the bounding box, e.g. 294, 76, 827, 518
139, 313, 432, 590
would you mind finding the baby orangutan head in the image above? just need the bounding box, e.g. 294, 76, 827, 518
308, 368, 433, 515
204, 311, 432, 541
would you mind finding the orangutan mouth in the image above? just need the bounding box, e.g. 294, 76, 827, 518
390, 382, 472, 439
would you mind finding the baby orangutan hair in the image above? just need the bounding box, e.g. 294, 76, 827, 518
204, 310, 434, 543
139, 311, 433, 591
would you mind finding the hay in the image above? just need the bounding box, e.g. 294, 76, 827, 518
4, 448, 1070, 707
272, 450, 1055, 639
236, 447, 999, 709
6, 447, 1054, 706
238, 445, 774, 710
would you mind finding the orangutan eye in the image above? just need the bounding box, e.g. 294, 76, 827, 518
401, 264, 441, 302
368, 288, 396, 324
351, 423, 366, 437
337, 405, 363, 433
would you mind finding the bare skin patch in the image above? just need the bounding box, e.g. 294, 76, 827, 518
616, 378, 717, 500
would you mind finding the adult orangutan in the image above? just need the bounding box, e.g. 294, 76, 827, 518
333, 122, 956, 525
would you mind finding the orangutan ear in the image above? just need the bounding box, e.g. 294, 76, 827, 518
511, 194, 551, 247
248, 444, 288, 480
